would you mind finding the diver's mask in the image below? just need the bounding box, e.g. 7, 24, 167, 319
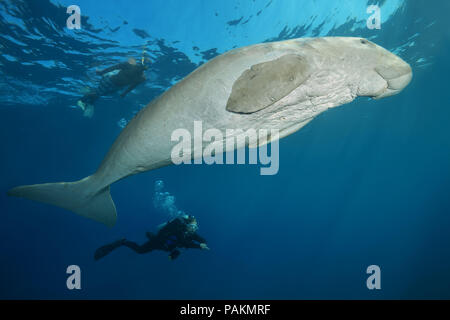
186, 221, 198, 233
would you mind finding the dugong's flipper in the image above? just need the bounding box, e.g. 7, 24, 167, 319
226, 54, 310, 114
7, 176, 116, 227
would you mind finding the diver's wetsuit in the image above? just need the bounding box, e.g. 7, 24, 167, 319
94, 216, 207, 261
80, 62, 146, 105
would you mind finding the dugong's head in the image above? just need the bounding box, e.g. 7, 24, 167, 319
308, 37, 412, 99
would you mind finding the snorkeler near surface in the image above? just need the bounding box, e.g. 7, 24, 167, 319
94, 214, 209, 261
77, 57, 148, 117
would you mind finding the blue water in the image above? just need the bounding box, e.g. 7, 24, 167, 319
1, 0, 449, 299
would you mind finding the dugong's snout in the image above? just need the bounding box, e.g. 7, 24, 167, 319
330, 37, 412, 100
373, 55, 412, 99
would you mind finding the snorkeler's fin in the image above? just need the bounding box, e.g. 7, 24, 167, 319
83, 104, 94, 118
94, 239, 126, 261
7, 176, 117, 227
77, 100, 94, 118
77, 100, 86, 111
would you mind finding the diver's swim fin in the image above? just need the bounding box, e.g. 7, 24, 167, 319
7, 176, 117, 227
168, 249, 180, 260
94, 239, 125, 261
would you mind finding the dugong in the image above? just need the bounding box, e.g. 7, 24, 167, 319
8, 37, 412, 226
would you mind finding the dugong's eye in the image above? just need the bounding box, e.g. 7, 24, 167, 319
360, 39, 368, 45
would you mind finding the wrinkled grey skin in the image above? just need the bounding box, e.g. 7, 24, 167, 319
8, 37, 412, 226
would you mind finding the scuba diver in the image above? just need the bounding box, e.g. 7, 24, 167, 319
77, 57, 148, 117
94, 215, 209, 261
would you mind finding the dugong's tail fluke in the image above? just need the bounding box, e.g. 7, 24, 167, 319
7, 176, 117, 227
